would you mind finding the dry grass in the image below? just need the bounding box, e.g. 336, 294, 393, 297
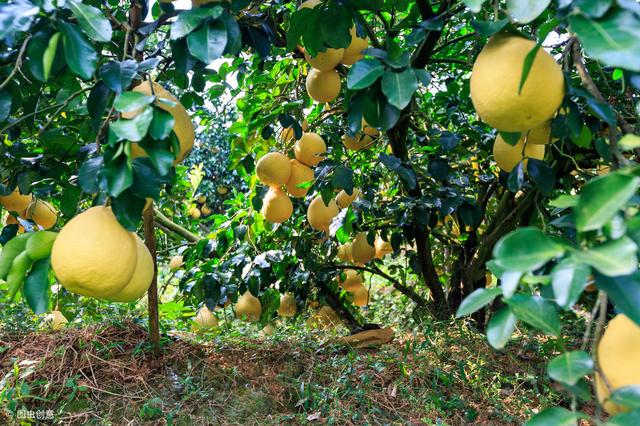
0, 317, 589, 425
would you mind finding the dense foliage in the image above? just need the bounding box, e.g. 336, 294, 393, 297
1, 0, 640, 423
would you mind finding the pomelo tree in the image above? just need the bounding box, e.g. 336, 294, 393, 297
1, 0, 639, 422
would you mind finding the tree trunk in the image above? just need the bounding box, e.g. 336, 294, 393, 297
144, 206, 161, 356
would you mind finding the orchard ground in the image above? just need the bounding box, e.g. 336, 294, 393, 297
1, 277, 596, 425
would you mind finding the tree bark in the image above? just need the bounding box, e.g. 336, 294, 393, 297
144, 206, 161, 356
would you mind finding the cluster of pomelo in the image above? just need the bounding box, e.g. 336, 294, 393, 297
255, 129, 327, 224
1, 189, 58, 231
188, 194, 212, 219
50, 206, 154, 303
470, 35, 565, 172
300, 0, 368, 104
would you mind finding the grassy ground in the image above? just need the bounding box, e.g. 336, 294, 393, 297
0, 283, 592, 425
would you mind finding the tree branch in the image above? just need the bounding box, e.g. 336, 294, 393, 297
153, 208, 200, 243
0, 35, 31, 91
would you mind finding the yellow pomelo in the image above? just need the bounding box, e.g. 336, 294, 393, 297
337, 243, 353, 262
294, 132, 327, 167
493, 134, 545, 172
201, 205, 212, 216
307, 195, 339, 232
193, 306, 219, 329
24, 199, 57, 229
108, 235, 153, 303
123, 81, 195, 163
278, 292, 297, 317
351, 284, 369, 307
470, 35, 564, 132
217, 185, 228, 195
337, 269, 362, 291
256, 152, 292, 187
316, 306, 341, 328
336, 188, 359, 209
306, 68, 341, 103
304, 48, 344, 71
341, 133, 372, 151
261, 188, 293, 223
374, 237, 393, 259
188, 207, 201, 219
51, 206, 137, 298
285, 159, 314, 198
526, 123, 553, 145
299, 0, 321, 9
169, 255, 184, 271
235, 291, 262, 322
595, 314, 640, 415
43, 310, 68, 331
0, 189, 32, 213
197, 195, 207, 204
341, 26, 368, 66
351, 232, 375, 264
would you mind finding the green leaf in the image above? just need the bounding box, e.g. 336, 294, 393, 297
569, 10, 640, 72
574, 173, 640, 232
462, 0, 487, 13
110, 190, 146, 231
526, 407, 582, 426
585, 96, 617, 125
187, 20, 228, 64
527, 159, 555, 195
149, 109, 175, 141
110, 106, 154, 142
471, 18, 509, 36
506, 0, 551, 24
551, 259, 591, 309
87, 82, 112, 128
78, 156, 104, 194
60, 22, 98, 80
99, 60, 138, 94
59, 185, 82, 218
610, 386, 640, 410
606, 410, 640, 426
501, 270, 522, 298
594, 271, 640, 326
381, 69, 418, 110
456, 287, 502, 317
505, 294, 561, 336
43, 32, 61, 81
486, 306, 517, 349
547, 351, 593, 386
332, 166, 354, 194
518, 43, 541, 94
114, 92, 155, 113
574, 236, 638, 277
575, 0, 613, 18
493, 227, 565, 272
67, 0, 112, 42
104, 156, 133, 198
23, 258, 51, 315
171, 7, 223, 40
347, 59, 385, 90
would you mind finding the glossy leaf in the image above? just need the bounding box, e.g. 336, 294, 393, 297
347, 59, 385, 90
60, 22, 97, 80
493, 227, 565, 272
526, 407, 583, 426
507, 0, 551, 24
381, 69, 418, 110
547, 351, 593, 386
569, 10, 640, 72
595, 271, 640, 326
486, 306, 517, 349
551, 259, 591, 309
575, 237, 638, 277
456, 287, 502, 318
505, 294, 561, 336
23, 258, 51, 315
68, 0, 113, 42
574, 173, 639, 232
187, 20, 228, 64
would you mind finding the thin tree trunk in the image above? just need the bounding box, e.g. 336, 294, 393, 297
144, 206, 161, 356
